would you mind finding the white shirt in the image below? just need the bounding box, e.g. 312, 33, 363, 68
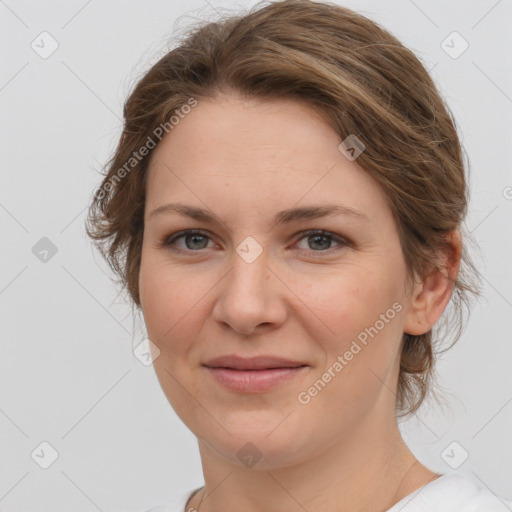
145, 471, 512, 512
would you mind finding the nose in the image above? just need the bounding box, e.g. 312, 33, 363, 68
211, 249, 288, 336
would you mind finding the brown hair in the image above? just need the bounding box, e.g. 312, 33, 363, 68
86, 0, 481, 418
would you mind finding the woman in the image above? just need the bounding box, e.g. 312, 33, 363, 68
86, 0, 511, 510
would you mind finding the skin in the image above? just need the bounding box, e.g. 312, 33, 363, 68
138, 91, 460, 512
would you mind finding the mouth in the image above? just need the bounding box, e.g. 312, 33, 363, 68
202, 357, 309, 393
201, 354, 310, 393
202, 354, 308, 371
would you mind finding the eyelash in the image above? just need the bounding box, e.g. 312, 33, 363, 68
160, 229, 350, 257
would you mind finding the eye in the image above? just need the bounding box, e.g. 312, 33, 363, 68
293, 229, 349, 255
162, 230, 215, 252
160, 229, 350, 255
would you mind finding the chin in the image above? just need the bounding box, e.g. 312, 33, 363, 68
197, 416, 317, 470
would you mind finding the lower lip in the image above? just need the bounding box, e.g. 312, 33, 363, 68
204, 366, 309, 393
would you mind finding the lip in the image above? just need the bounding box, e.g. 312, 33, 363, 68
204, 366, 309, 393
202, 354, 307, 370
202, 354, 309, 393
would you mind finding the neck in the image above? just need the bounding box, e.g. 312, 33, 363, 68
189, 406, 439, 512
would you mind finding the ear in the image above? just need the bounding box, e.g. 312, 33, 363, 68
403, 229, 462, 336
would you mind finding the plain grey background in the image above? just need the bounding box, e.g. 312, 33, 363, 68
1, 0, 511, 510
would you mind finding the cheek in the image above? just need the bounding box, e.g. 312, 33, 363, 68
310, 265, 391, 326
139, 258, 187, 348
308, 263, 405, 365
139, 256, 216, 354
139, 258, 216, 425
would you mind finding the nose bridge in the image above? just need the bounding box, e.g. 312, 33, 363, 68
212, 237, 286, 334
228, 240, 269, 296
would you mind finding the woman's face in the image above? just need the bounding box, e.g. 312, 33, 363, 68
139, 92, 417, 468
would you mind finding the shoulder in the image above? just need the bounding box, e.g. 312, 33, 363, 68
144, 487, 201, 512
388, 471, 512, 512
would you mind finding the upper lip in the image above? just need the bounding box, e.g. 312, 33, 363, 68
202, 355, 308, 370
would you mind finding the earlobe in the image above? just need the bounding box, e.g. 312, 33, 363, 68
403, 230, 461, 336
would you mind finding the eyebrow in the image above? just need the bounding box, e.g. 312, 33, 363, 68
148, 202, 369, 226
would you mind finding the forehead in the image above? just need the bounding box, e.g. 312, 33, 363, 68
144, 93, 389, 225
149, 92, 338, 166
